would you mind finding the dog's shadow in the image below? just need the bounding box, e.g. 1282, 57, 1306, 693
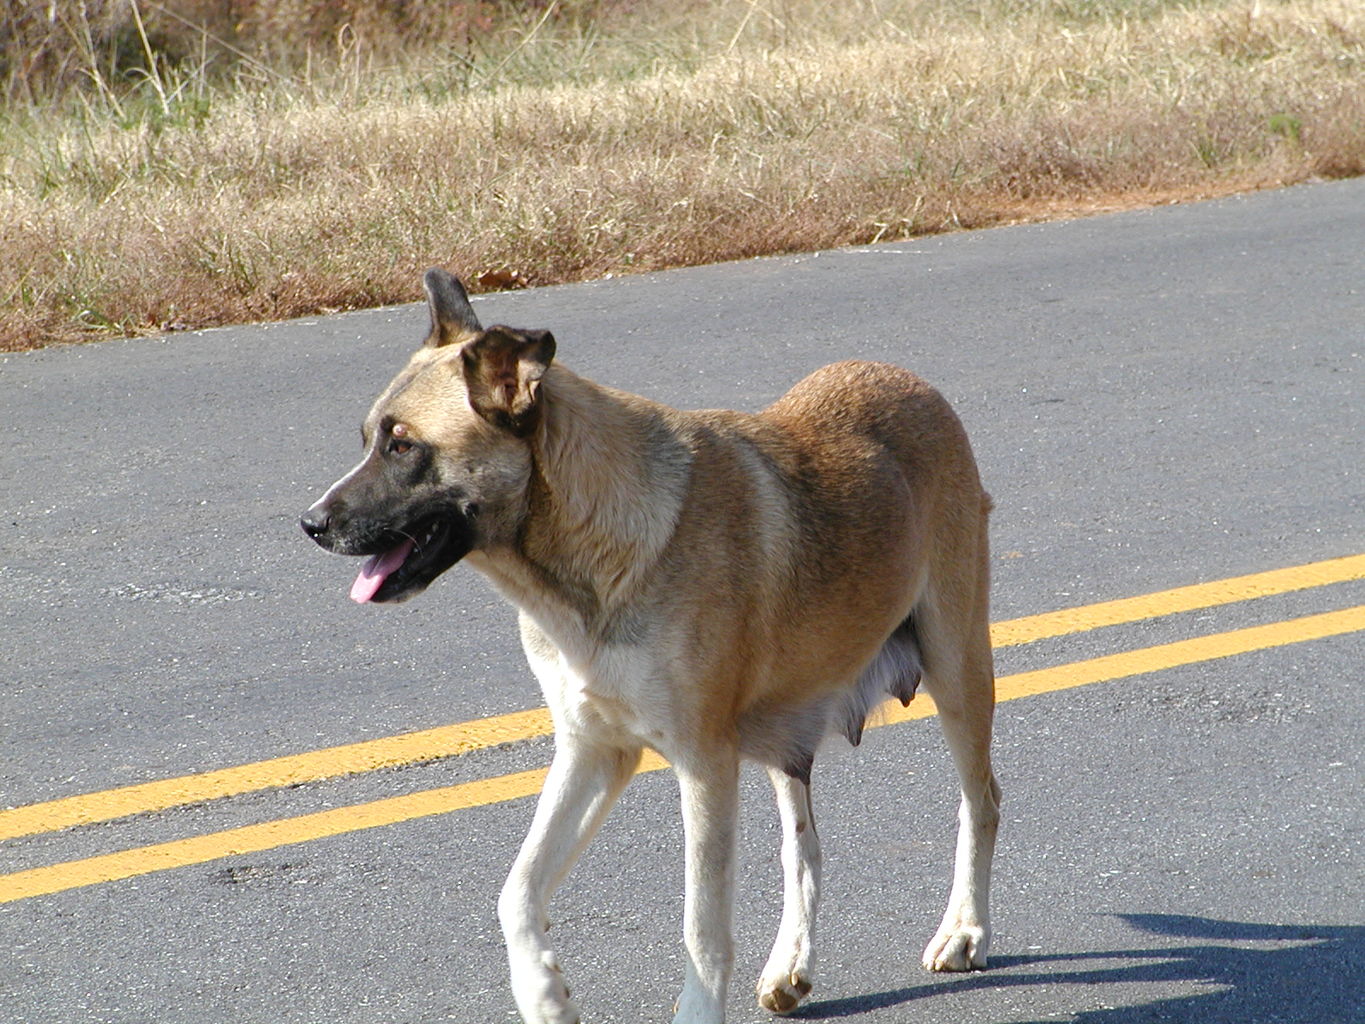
789, 914, 1363, 1022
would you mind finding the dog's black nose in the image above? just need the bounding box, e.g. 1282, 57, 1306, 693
300, 507, 330, 539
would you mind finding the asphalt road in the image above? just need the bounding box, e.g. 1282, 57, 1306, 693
2, 178, 1362, 1024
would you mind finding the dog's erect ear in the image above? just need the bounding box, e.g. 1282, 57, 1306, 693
460, 327, 556, 436
423, 268, 482, 348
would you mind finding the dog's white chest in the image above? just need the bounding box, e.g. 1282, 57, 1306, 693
571, 649, 670, 744
521, 619, 669, 747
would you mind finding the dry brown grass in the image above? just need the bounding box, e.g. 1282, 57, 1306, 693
2, 0, 1363, 351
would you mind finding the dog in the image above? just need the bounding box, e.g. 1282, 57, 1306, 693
301, 269, 1001, 1024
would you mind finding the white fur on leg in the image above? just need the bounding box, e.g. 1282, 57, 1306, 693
499, 737, 637, 1024
756, 768, 820, 1015
670, 757, 739, 1024
922, 776, 998, 972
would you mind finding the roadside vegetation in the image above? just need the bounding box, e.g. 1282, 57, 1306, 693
2, 0, 1362, 351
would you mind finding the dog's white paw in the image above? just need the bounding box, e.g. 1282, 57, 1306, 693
509, 954, 583, 1024
756, 968, 814, 1015
671, 982, 726, 1024
517, 987, 582, 1024
921, 923, 989, 972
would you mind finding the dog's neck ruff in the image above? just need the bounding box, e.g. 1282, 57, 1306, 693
493, 366, 691, 625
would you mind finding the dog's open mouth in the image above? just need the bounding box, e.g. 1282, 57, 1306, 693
349, 516, 468, 604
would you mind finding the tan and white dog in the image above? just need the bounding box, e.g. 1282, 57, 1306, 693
302, 269, 1001, 1024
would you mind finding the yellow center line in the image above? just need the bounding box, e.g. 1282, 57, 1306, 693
886, 603, 1365, 725
2, 604, 1361, 905
0, 708, 554, 842
1, 552, 1362, 843
987, 552, 1365, 646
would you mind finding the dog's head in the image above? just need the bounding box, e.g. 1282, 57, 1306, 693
300, 268, 554, 603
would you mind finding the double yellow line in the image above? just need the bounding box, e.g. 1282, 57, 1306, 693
3, 554, 1363, 904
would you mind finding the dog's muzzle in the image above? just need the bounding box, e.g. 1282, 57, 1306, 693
299, 496, 477, 604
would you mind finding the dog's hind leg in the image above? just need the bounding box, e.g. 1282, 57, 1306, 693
919, 649, 1000, 972
499, 736, 640, 1024
755, 766, 821, 1015
916, 529, 1001, 972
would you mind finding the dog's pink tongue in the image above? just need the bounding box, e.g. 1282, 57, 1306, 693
349, 539, 415, 604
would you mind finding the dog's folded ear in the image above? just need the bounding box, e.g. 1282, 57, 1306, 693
423, 268, 482, 348
460, 327, 556, 436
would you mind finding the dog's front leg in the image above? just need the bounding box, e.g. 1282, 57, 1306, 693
671, 751, 740, 1024
499, 737, 640, 1024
